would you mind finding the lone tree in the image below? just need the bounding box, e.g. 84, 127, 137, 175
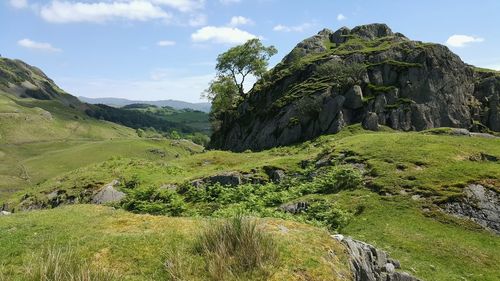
203, 38, 277, 129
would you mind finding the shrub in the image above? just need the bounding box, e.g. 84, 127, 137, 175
23, 247, 118, 281
305, 199, 352, 230
194, 216, 279, 280
316, 165, 363, 193
121, 186, 186, 216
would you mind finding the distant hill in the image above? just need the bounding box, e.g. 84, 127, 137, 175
79, 96, 211, 112
0, 57, 136, 144
0, 56, 210, 143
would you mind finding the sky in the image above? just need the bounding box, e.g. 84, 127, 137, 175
1, 0, 499, 103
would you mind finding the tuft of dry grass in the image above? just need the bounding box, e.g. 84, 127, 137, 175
23, 247, 118, 281
165, 216, 280, 281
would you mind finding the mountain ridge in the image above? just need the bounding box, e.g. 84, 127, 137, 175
79, 96, 211, 112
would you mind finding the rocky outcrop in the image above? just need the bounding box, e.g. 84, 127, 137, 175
92, 180, 126, 204
210, 23, 499, 152
333, 235, 420, 281
443, 184, 500, 234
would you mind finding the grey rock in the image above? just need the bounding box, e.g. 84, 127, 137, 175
207, 172, 242, 186
344, 85, 364, 109
279, 201, 309, 214
443, 184, 500, 233
209, 24, 499, 152
351, 23, 394, 40
363, 112, 379, 131
331, 234, 345, 241
92, 180, 125, 204
266, 168, 286, 183
330, 26, 351, 44
385, 263, 396, 273
341, 237, 420, 281
0, 211, 11, 216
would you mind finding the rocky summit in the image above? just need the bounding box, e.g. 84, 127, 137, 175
210, 23, 500, 151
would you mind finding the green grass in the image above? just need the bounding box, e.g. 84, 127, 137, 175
0, 205, 351, 281
1, 126, 499, 280
127, 105, 210, 134
333, 189, 500, 281
0, 138, 202, 199
0, 93, 136, 145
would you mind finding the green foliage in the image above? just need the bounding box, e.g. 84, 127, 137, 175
367, 59, 422, 69
194, 216, 279, 280
121, 186, 187, 216
367, 83, 398, 93
187, 132, 211, 146
315, 165, 363, 193
305, 199, 352, 230
203, 75, 240, 129
206, 39, 277, 130
85, 104, 199, 135
215, 38, 277, 95
314, 61, 366, 89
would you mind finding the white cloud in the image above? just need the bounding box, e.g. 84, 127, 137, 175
273, 22, 312, 32
150, 0, 204, 12
9, 0, 28, 9
188, 13, 207, 26
228, 16, 253, 26
40, 1, 171, 23
337, 13, 346, 21
220, 0, 241, 4
191, 26, 257, 44
157, 40, 176, 46
446, 34, 484, 48
17, 38, 61, 52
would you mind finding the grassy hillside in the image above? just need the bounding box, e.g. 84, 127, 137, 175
122, 104, 211, 134
0, 205, 351, 281
3, 126, 498, 280
0, 137, 202, 199
0, 93, 136, 144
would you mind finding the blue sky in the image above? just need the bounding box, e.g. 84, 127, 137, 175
1, 0, 499, 102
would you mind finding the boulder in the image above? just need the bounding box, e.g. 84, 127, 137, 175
92, 180, 125, 204
362, 112, 379, 131
0, 210, 11, 216
264, 167, 287, 183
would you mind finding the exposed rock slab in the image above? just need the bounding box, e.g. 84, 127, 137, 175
91, 180, 125, 204
443, 184, 500, 234
335, 236, 420, 281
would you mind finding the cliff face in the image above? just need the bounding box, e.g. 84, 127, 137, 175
210, 23, 500, 151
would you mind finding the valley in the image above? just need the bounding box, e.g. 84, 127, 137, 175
0, 19, 499, 281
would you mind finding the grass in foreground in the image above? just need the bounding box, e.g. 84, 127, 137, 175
0, 205, 351, 281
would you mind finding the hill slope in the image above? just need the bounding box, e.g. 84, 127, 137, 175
3, 126, 499, 280
0, 205, 351, 281
210, 23, 500, 151
79, 96, 211, 112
